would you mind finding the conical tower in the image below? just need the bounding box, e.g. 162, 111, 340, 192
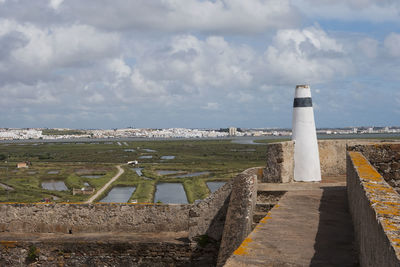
292, 85, 321, 182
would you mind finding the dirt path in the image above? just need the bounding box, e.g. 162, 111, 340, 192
85, 165, 124, 203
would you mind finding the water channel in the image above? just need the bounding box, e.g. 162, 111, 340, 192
154, 183, 188, 204
100, 186, 136, 203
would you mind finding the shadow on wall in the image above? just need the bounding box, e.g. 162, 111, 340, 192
310, 187, 359, 266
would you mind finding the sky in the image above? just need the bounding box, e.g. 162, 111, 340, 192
0, 0, 399, 129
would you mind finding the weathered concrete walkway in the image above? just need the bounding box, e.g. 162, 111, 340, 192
85, 165, 124, 203
225, 178, 359, 266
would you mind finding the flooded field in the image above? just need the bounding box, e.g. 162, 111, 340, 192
41, 180, 68, 191
0, 138, 268, 203
100, 186, 136, 203
207, 181, 226, 193
154, 183, 188, 204
173, 171, 210, 178
160, 155, 175, 160
132, 168, 143, 176
81, 175, 103, 179
156, 170, 182, 176
142, 148, 156, 152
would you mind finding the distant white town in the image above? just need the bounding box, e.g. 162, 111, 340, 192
0, 126, 399, 141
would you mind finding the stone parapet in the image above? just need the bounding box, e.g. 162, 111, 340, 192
217, 167, 259, 266
262, 140, 361, 183
318, 139, 351, 176
0, 231, 219, 266
350, 143, 400, 193
188, 180, 233, 240
262, 141, 294, 183
0, 203, 190, 233
347, 151, 400, 267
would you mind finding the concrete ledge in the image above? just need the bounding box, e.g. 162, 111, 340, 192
347, 151, 400, 266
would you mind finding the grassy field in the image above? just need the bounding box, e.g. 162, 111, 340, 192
0, 139, 268, 203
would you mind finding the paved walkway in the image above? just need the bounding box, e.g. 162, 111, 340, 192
225, 177, 359, 266
85, 165, 124, 203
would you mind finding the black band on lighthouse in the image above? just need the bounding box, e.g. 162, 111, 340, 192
293, 97, 312, 107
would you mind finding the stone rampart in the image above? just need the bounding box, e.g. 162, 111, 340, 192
262, 139, 361, 183
262, 141, 294, 183
0, 203, 190, 233
350, 143, 400, 193
189, 180, 233, 240
347, 151, 400, 267
318, 139, 350, 176
0, 180, 235, 266
217, 167, 259, 266
0, 236, 196, 266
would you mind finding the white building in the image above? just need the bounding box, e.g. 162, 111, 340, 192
229, 127, 237, 136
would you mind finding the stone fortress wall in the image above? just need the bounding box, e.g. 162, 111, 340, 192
349, 143, 400, 193
0, 204, 190, 234
220, 139, 400, 266
347, 143, 400, 266
0, 179, 234, 266
2, 139, 400, 266
347, 149, 400, 266
262, 139, 372, 183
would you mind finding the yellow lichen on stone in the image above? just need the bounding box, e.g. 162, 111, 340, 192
233, 237, 252, 256
350, 151, 400, 252
382, 219, 399, 231
259, 215, 272, 224
0, 241, 17, 248
349, 152, 382, 182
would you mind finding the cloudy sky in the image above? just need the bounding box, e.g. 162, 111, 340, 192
0, 0, 399, 129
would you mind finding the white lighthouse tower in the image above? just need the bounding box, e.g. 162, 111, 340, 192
292, 85, 321, 182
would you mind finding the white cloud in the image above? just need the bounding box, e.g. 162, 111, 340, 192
203, 102, 219, 110
49, 0, 64, 10
129, 69, 167, 97
0, 0, 398, 128
10, 23, 119, 68
358, 38, 379, 58
87, 93, 104, 104
384, 33, 400, 57
108, 58, 131, 79
63, 0, 299, 33
292, 0, 400, 22
262, 26, 351, 84
0, 19, 120, 87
